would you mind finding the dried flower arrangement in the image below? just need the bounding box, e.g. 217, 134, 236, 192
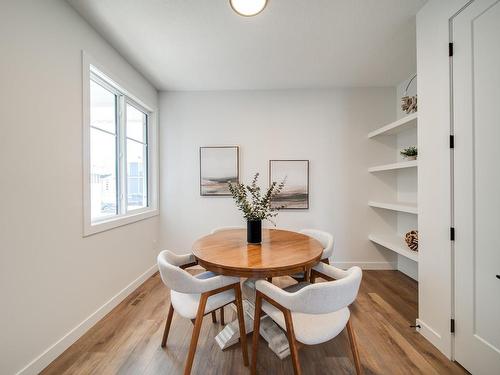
401, 95, 417, 114
401, 74, 417, 114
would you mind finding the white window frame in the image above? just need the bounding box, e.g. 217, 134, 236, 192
82, 51, 159, 236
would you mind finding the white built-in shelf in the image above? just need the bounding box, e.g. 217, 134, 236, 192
368, 201, 418, 214
369, 233, 418, 262
368, 160, 418, 172
368, 113, 418, 138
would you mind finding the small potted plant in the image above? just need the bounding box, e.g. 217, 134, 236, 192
400, 146, 418, 161
228, 173, 285, 244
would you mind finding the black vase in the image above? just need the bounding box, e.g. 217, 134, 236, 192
247, 220, 262, 244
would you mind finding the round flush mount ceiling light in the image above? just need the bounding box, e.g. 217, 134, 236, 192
229, 0, 268, 17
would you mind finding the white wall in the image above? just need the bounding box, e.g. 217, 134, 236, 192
159, 88, 398, 269
416, 0, 470, 359
0, 1, 159, 374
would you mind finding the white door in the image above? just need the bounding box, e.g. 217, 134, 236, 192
453, 0, 500, 374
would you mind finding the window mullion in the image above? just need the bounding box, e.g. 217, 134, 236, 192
145, 115, 150, 208
118, 94, 127, 216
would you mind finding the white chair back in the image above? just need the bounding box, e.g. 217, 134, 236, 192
211, 226, 243, 234
300, 229, 334, 259
295, 265, 362, 314
157, 250, 203, 294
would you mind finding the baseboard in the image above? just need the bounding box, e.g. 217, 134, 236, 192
415, 318, 452, 359
331, 261, 396, 270
15, 264, 158, 375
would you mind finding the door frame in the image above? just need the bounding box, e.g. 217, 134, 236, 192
450, 0, 500, 368
449, 0, 474, 361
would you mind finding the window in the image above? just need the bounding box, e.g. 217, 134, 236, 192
83, 55, 158, 236
89, 78, 118, 221
125, 103, 148, 211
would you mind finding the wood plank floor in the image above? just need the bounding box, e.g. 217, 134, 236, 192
42, 270, 468, 374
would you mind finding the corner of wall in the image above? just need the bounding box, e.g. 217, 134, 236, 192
15, 265, 158, 375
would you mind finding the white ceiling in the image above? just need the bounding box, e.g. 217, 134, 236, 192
68, 0, 426, 91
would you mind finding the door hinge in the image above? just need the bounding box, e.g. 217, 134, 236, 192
451, 318, 455, 333
450, 135, 454, 149
449, 42, 454, 57
450, 227, 455, 241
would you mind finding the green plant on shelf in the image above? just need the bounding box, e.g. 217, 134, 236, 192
400, 146, 418, 159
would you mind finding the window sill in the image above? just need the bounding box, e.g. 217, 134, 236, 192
83, 208, 159, 237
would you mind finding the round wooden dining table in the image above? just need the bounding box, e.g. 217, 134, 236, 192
192, 228, 323, 279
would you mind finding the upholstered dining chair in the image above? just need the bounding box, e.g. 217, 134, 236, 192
289, 229, 334, 282
299, 229, 334, 263
209, 227, 246, 321
157, 250, 249, 374
211, 226, 244, 234
251, 262, 363, 375
157, 250, 223, 322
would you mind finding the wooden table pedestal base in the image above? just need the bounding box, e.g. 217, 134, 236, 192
214, 279, 291, 359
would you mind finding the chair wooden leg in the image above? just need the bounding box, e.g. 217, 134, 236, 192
251, 291, 263, 375
310, 272, 316, 284
161, 303, 175, 348
220, 307, 225, 325
211, 311, 217, 323
184, 293, 208, 375
321, 258, 330, 265
283, 309, 302, 375
234, 284, 249, 366
346, 319, 362, 375
266, 277, 273, 283
304, 268, 310, 283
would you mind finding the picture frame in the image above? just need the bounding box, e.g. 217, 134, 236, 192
199, 146, 239, 196
269, 160, 309, 209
